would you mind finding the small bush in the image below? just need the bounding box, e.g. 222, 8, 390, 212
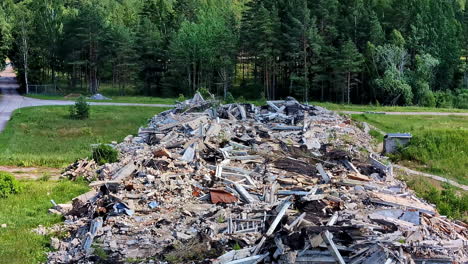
177, 94, 186, 102
419, 90, 436, 107
196, 87, 212, 100
69, 96, 90, 119
92, 144, 118, 165
237, 96, 246, 103
0, 172, 23, 198
453, 90, 468, 109
225, 92, 235, 104
434, 90, 454, 108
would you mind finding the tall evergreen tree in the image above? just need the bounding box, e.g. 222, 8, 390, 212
337, 39, 363, 103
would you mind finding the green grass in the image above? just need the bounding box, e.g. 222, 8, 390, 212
0, 105, 169, 168
353, 114, 468, 185
398, 174, 467, 221
311, 101, 468, 113
27, 94, 176, 105
0, 179, 89, 264
244, 99, 468, 112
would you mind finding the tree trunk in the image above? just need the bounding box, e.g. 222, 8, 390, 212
22, 35, 29, 94
347, 72, 351, 104
303, 37, 308, 103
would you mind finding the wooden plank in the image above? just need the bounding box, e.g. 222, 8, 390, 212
266, 201, 292, 236
370, 192, 435, 215
316, 163, 331, 183
321, 230, 346, 264
234, 183, 256, 204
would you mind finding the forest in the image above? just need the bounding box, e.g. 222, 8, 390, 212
0, 0, 468, 107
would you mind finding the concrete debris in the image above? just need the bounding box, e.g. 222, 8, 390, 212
47, 95, 467, 263
88, 93, 111, 100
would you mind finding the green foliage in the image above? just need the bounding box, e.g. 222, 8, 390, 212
405, 178, 468, 220
0, 172, 22, 198
369, 129, 383, 143
419, 90, 436, 107
3, 0, 468, 107
374, 69, 413, 105
225, 92, 235, 104
92, 245, 109, 261
434, 91, 455, 108
0, 6, 12, 63
69, 96, 90, 120
233, 242, 242, 250
453, 90, 468, 109
196, 87, 212, 99
390, 29, 406, 47
177, 94, 186, 102
0, 180, 89, 263
216, 215, 225, 223
92, 144, 119, 165
0, 106, 168, 168
353, 114, 468, 184
397, 129, 468, 184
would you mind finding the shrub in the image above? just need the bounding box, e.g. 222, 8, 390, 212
225, 92, 235, 104
419, 90, 436, 107
0, 172, 23, 198
453, 90, 468, 109
434, 90, 454, 108
177, 94, 186, 102
196, 87, 212, 100
92, 144, 118, 165
407, 178, 468, 220
69, 96, 90, 119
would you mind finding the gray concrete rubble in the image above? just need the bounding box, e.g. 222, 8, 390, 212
48, 96, 467, 263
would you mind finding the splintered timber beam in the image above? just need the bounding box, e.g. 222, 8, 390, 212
284, 212, 306, 231
266, 200, 292, 236
321, 230, 346, 264
326, 212, 339, 226
316, 163, 331, 183
233, 182, 256, 204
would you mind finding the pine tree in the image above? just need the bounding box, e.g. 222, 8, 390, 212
337, 39, 363, 104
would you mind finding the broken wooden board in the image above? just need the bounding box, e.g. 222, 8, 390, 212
347, 172, 370, 181
370, 192, 436, 215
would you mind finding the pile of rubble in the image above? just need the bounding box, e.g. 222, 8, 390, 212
49, 95, 467, 263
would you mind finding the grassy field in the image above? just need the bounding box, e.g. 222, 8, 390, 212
0, 105, 168, 168
27, 95, 468, 113
311, 101, 468, 113
352, 114, 468, 185
242, 99, 468, 112
27, 94, 176, 105
0, 179, 89, 264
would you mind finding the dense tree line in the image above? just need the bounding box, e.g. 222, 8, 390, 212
0, 0, 468, 107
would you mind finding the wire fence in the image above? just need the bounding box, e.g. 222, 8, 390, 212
28, 84, 59, 95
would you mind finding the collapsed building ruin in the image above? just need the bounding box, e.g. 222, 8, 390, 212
45, 95, 467, 263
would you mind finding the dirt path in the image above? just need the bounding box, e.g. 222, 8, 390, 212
0, 166, 61, 180
394, 165, 468, 191
340, 110, 468, 116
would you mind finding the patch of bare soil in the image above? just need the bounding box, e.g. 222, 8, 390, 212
0, 166, 61, 180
